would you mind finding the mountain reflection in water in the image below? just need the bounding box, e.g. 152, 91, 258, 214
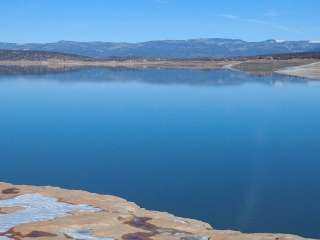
0, 66, 308, 86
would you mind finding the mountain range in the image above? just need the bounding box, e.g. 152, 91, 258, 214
1, 39, 320, 59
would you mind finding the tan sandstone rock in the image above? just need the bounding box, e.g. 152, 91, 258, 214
0, 182, 315, 240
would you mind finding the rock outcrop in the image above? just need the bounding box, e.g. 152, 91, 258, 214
0, 183, 315, 240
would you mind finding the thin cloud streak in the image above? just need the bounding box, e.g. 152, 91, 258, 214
219, 14, 239, 20
154, 0, 170, 4
218, 14, 302, 34
264, 10, 280, 17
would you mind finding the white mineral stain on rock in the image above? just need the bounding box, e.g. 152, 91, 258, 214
0, 194, 100, 234
64, 229, 114, 240
181, 236, 209, 240
0, 237, 11, 240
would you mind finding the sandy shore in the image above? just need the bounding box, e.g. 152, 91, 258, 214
0, 182, 316, 240
276, 62, 320, 80
0, 59, 233, 70
0, 58, 320, 80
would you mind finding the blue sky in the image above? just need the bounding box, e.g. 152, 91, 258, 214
1, 0, 319, 43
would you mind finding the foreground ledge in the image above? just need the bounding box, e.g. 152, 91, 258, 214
0, 182, 315, 240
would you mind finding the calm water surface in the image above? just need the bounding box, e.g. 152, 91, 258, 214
0, 68, 319, 238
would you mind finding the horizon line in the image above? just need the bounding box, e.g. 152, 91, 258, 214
1, 38, 319, 45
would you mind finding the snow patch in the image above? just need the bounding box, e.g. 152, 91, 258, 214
309, 40, 320, 43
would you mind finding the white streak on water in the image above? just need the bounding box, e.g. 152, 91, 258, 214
0, 194, 100, 235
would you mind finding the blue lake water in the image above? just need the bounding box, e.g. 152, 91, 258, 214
0, 68, 319, 238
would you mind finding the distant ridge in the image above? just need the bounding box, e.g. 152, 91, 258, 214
0, 49, 93, 61
1, 49, 320, 62
1, 38, 320, 59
